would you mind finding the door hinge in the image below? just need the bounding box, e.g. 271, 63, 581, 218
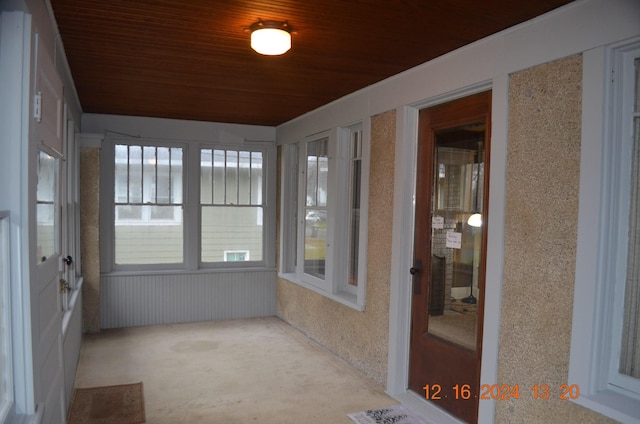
34, 91, 42, 122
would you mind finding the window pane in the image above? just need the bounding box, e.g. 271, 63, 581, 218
304, 208, 326, 279
156, 147, 170, 203
317, 156, 328, 207
226, 150, 238, 205
36, 151, 57, 262
238, 151, 251, 205
116, 204, 142, 221
281, 144, 298, 274
349, 151, 362, 286
304, 139, 328, 279
251, 152, 263, 205
170, 148, 183, 203
142, 146, 156, 203
201, 149, 213, 204
306, 155, 317, 207
115, 145, 129, 202
114, 205, 183, 264
306, 139, 328, 207
128, 146, 142, 203
201, 206, 263, 262
213, 150, 226, 204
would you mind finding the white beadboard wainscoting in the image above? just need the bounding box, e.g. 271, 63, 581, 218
100, 270, 276, 329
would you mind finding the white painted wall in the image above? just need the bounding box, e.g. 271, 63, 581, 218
81, 113, 276, 146
1, 0, 83, 422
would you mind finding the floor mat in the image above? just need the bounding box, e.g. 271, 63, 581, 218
348, 404, 428, 424
67, 382, 145, 424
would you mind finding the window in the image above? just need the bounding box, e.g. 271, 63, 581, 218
101, 138, 274, 272
113, 144, 184, 265
280, 123, 369, 310
200, 148, 263, 264
0, 212, 11, 423
569, 40, 640, 423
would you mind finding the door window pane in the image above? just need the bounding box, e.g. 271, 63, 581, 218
36, 150, 58, 262
428, 123, 485, 351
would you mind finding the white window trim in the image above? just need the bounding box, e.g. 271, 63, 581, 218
101, 138, 187, 272
569, 38, 640, 424
279, 122, 370, 311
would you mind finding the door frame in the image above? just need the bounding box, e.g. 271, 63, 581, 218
386, 81, 508, 424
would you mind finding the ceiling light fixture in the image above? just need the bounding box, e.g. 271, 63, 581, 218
248, 20, 292, 55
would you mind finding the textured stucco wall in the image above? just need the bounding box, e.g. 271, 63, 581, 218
277, 110, 396, 385
496, 55, 614, 423
80, 147, 101, 333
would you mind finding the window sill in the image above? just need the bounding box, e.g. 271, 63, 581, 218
571, 390, 640, 424
278, 272, 365, 312
103, 266, 277, 278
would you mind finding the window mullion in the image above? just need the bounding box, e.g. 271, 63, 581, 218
223, 150, 228, 204
236, 151, 240, 205
168, 147, 172, 204
185, 143, 199, 270
210, 150, 214, 205
153, 146, 158, 204
126, 145, 131, 203
139, 147, 144, 205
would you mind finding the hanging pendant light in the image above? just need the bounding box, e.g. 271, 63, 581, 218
467, 145, 483, 227
248, 20, 292, 56
467, 212, 482, 227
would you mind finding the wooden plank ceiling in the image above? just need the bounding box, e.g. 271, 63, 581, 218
51, 0, 574, 127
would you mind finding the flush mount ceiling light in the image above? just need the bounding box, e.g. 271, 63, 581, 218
248, 20, 292, 55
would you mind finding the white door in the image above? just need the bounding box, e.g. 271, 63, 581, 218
31, 40, 66, 424
61, 115, 82, 410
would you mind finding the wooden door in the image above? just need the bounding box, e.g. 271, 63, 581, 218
409, 91, 491, 423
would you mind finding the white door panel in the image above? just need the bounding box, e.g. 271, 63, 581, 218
31, 39, 66, 424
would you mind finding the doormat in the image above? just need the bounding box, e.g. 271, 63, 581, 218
348, 404, 428, 424
67, 382, 146, 424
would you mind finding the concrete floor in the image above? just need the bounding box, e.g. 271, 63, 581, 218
73, 316, 399, 423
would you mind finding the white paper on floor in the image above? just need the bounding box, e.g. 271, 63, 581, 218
348, 404, 428, 424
